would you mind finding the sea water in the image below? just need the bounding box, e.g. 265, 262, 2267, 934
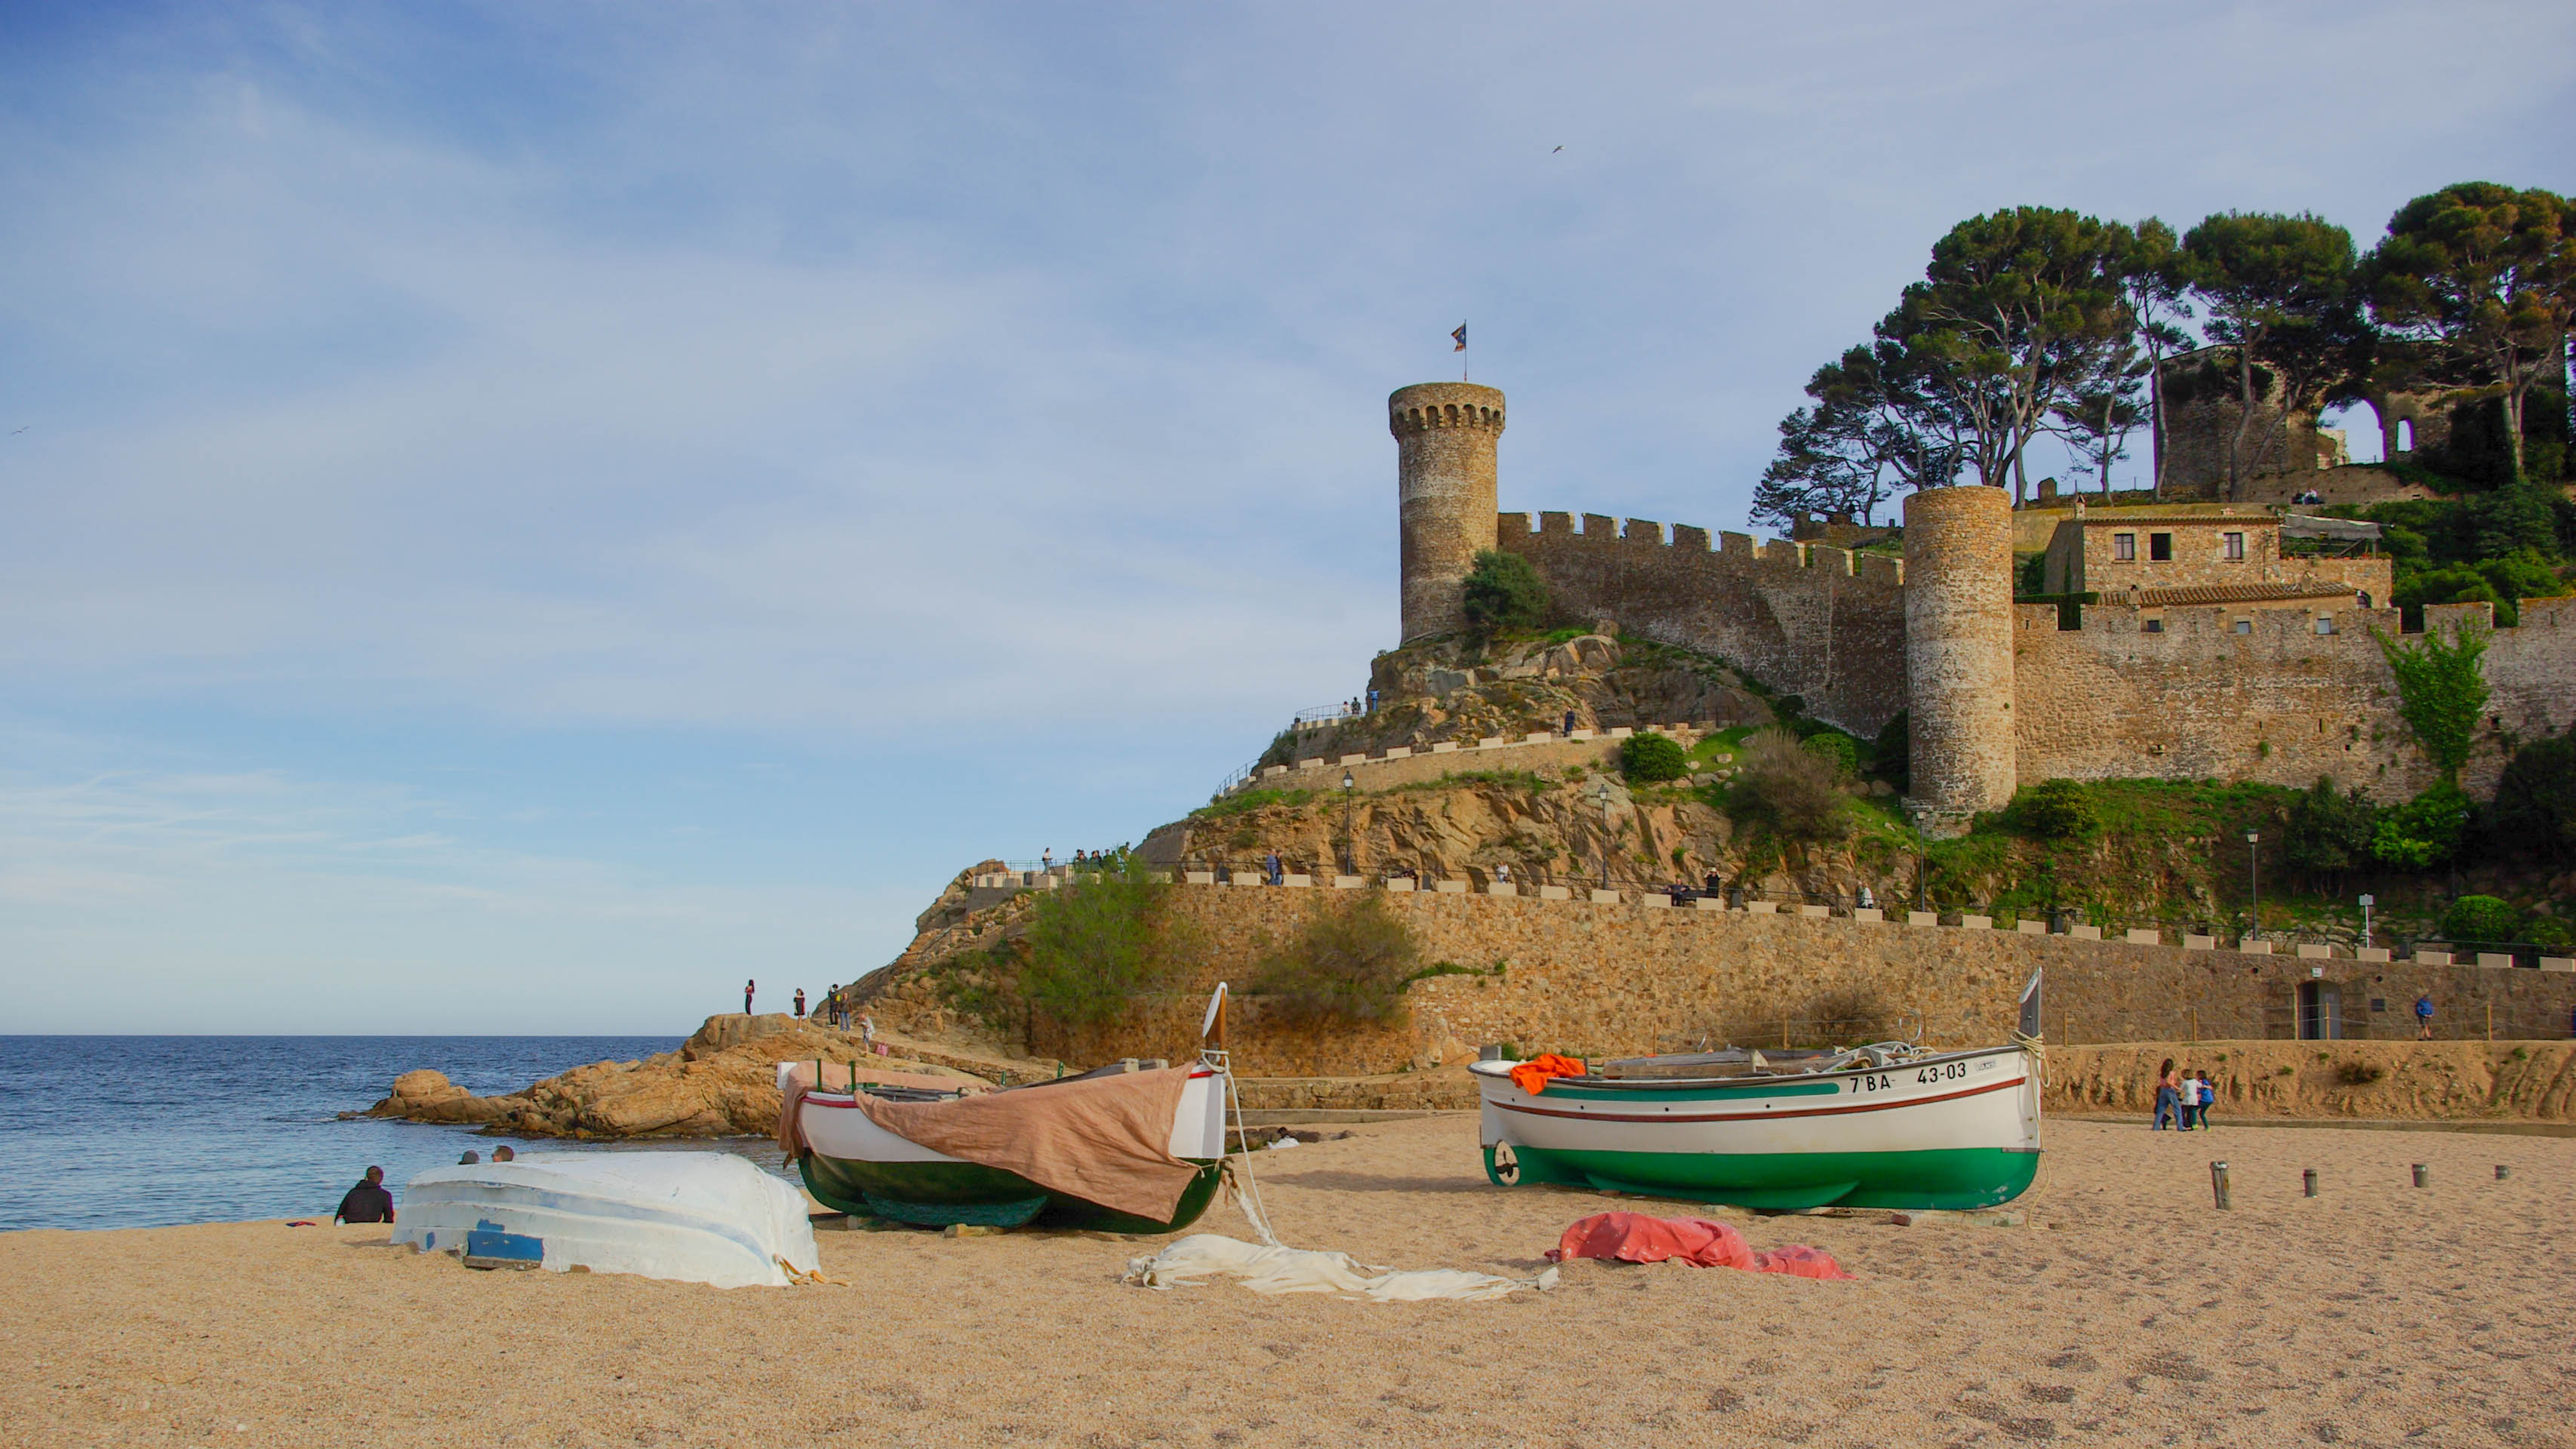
0, 1035, 802, 1232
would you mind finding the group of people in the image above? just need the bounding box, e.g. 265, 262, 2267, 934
2151, 1059, 2218, 1131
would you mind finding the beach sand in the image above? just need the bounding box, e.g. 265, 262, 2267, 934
5, 1117, 2568, 1448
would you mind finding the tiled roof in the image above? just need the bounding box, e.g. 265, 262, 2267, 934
2125, 582, 2362, 608
2079, 515, 2274, 528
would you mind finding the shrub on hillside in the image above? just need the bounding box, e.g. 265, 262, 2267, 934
2439, 894, 2521, 943
2016, 779, 2099, 841
1618, 731, 1688, 784
1018, 857, 1182, 1028
2373, 782, 2471, 868
2488, 729, 2576, 863
1251, 894, 1421, 1026
1870, 710, 1910, 793
1460, 549, 1550, 638
1719, 728, 1852, 843
2283, 776, 2379, 887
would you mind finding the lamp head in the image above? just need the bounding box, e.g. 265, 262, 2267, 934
2359, 894, 2374, 906
2245, 831, 2259, 844
1342, 771, 1354, 790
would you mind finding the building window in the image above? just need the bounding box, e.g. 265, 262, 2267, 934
2143, 617, 2165, 633
2113, 532, 2136, 561
2224, 531, 2246, 561
2150, 533, 2173, 561
2359, 592, 2372, 609
2396, 419, 2415, 452
2316, 617, 2336, 635
2233, 618, 2252, 634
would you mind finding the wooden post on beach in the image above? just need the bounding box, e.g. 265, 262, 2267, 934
2209, 1161, 2231, 1210
2303, 1168, 2318, 1198
2411, 1163, 2429, 1189
2190, 1008, 2198, 1044
2486, 1001, 2494, 1042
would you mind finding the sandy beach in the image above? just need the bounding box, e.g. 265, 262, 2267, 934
5, 1115, 2568, 1449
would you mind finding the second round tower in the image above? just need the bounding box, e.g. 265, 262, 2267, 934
1389, 382, 1506, 641
1902, 484, 2017, 831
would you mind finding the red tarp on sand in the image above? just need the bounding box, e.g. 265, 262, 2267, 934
1546, 1212, 1853, 1280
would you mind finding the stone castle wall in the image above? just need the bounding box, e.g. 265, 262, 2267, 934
1491, 511, 1908, 738
2014, 598, 2576, 801
1031, 886, 2576, 1075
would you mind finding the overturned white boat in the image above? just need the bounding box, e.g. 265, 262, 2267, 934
392, 1151, 819, 1290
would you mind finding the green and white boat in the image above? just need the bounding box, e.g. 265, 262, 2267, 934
1473, 974, 2044, 1211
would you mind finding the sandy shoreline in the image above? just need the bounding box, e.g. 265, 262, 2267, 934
5, 1117, 2568, 1448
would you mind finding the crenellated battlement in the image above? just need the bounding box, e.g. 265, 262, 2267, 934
1495, 508, 1910, 737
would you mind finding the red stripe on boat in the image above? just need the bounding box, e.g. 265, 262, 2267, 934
1494, 1075, 2027, 1124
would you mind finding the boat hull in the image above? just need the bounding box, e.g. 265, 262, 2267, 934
792, 1063, 1230, 1233
1474, 1044, 2041, 1211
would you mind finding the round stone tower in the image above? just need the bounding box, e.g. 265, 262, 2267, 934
1902, 484, 2017, 830
1389, 382, 1507, 641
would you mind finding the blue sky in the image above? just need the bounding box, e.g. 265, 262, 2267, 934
5, 2, 2571, 1033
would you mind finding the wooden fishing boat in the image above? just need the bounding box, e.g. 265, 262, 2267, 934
786, 986, 1236, 1232
1472, 974, 2045, 1212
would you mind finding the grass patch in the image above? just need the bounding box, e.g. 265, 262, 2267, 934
1388, 769, 1548, 796
1192, 787, 1316, 820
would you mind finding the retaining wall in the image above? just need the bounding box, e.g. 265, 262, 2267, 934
1030, 882, 2576, 1075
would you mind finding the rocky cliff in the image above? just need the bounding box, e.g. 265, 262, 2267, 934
359, 1012, 1055, 1140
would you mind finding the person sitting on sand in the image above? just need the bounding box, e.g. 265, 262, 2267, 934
492, 1146, 516, 1161
334, 1167, 396, 1225
458, 1150, 479, 1165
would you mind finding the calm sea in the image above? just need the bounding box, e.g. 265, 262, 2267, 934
0, 1036, 799, 1232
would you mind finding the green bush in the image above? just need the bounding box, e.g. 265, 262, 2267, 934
1618, 731, 1688, 784
2017, 779, 2099, 841
1717, 728, 1851, 843
2374, 782, 2470, 868
2375, 625, 2491, 780
1251, 894, 1422, 1026
1018, 857, 1181, 1027
2282, 776, 2378, 884
1870, 710, 1910, 792
1460, 549, 1550, 637
2488, 729, 2576, 863
2439, 894, 2521, 943
2526, 917, 2576, 950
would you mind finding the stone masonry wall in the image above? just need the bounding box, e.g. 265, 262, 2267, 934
2013, 598, 2576, 801
1494, 511, 1907, 738
1034, 884, 2576, 1075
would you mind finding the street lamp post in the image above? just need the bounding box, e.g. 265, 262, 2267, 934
1595, 780, 1614, 891
1340, 771, 1356, 876
2359, 893, 2375, 949
2245, 830, 2262, 941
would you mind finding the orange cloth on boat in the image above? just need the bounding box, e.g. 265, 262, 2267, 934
1544, 1212, 1854, 1280
774, 1060, 989, 1158
1507, 1054, 1587, 1094
845, 1066, 1201, 1223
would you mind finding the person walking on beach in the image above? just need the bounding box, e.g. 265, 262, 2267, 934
334, 1166, 395, 1225
2415, 994, 2436, 1040
2151, 1058, 2181, 1130
2193, 1072, 2217, 1131
744, 978, 756, 1014
793, 987, 806, 1019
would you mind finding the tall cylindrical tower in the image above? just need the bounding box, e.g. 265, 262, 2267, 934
1903, 485, 2017, 829
1389, 382, 1506, 641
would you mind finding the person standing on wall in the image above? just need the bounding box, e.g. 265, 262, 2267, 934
1562, 709, 1577, 737
743, 978, 755, 1014
1264, 850, 1283, 886
793, 987, 806, 1019
2415, 995, 2435, 1040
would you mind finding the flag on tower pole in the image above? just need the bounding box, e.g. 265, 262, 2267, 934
1452, 321, 1467, 380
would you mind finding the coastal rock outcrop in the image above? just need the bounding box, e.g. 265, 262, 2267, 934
364, 1016, 1057, 1140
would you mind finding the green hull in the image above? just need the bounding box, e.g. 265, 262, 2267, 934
799, 1149, 1225, 1234
1490, 1143, 2039, 1211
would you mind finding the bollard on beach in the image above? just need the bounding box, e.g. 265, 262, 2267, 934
2411, 1163, 2429, 1189
2209, 1161, 2231, 1211
2495, 1164, 2510, 1181
2302, 1168, 2318, 1198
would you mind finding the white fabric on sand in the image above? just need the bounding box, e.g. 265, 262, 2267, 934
1123, 1233, 1556, 1302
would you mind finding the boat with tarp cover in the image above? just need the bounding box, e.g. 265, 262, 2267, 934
1472, 971, 2045, 1211
784, 986, 1236, 1232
